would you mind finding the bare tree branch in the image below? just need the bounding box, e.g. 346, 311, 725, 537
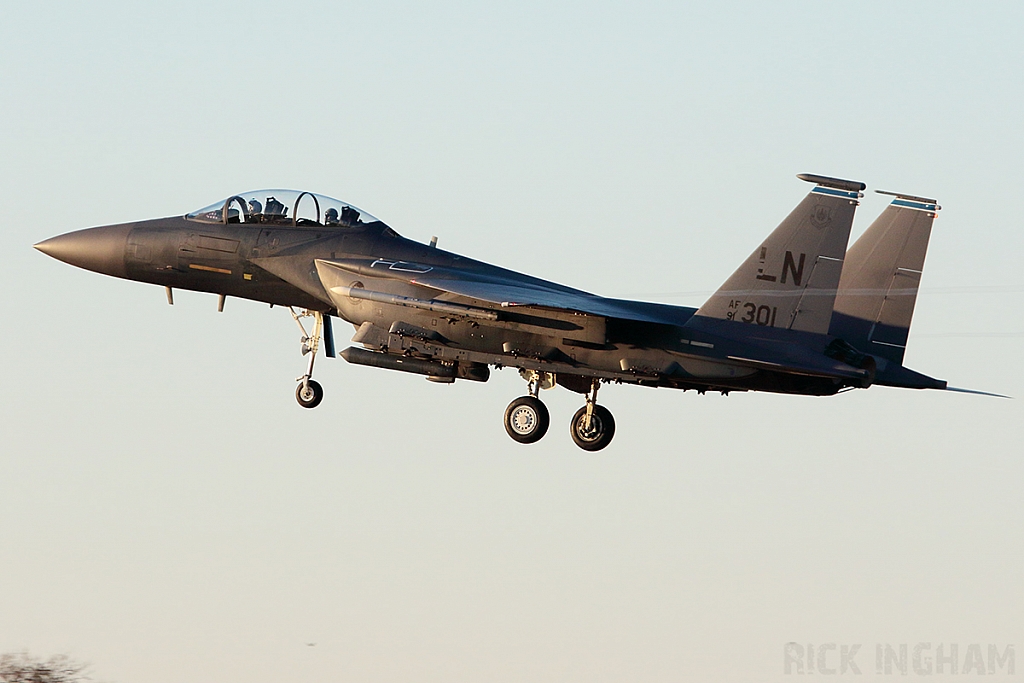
0, 652, 90, 683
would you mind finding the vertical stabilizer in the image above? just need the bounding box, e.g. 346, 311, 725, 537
693, 174, 863, 335
828, 191, 940, 364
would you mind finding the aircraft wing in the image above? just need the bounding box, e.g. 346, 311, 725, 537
316, 257, 869, 381
314, 257, 694, 326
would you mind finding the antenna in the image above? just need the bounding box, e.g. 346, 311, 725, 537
796, 173, 866, 192
875, 189, 938, 204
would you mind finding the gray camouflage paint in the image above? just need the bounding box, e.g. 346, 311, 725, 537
34, 174, 948, 412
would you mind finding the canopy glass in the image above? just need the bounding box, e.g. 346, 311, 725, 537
186, 190, 383, 228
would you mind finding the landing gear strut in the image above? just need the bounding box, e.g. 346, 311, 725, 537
291, 307, 326, 409
569, 378, 615, 451
503, 370, 553, 444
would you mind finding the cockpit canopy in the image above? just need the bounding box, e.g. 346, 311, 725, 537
186, 189, 385, 228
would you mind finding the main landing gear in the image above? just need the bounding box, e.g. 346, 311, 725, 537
569, 379, 615, 452
290, 307, 331, 409
503, 372, 616, 451
503, 372, 552, 443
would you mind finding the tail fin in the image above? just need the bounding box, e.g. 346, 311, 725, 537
693, 173, 863, 335
828, 191, 940, 365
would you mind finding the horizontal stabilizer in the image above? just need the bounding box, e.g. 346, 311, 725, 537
682, 314, 870, 381
873, 363, 946, 390
942, 386, 1011, 399
724, 354, 868, 381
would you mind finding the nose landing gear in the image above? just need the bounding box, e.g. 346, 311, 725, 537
290, 307, 333, 409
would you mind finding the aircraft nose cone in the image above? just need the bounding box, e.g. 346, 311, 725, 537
34, 223, 133, 278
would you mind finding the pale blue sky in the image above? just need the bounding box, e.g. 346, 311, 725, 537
1, 2, 1022, 682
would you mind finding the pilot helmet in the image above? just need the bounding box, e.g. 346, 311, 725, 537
248, 199, 263, 215
325, 207, 340, 224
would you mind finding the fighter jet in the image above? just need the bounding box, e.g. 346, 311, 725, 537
34, 174, 975, 450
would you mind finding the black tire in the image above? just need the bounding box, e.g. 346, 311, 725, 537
295, 379, 324, 409
569, 404, 615, 451
504, 396, 550, 444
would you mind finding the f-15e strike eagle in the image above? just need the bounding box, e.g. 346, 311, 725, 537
35, 174, 979, 450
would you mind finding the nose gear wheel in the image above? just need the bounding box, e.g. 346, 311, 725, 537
295, 379, 324, 409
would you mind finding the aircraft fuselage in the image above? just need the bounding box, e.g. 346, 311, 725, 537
35, 178, 956, 450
